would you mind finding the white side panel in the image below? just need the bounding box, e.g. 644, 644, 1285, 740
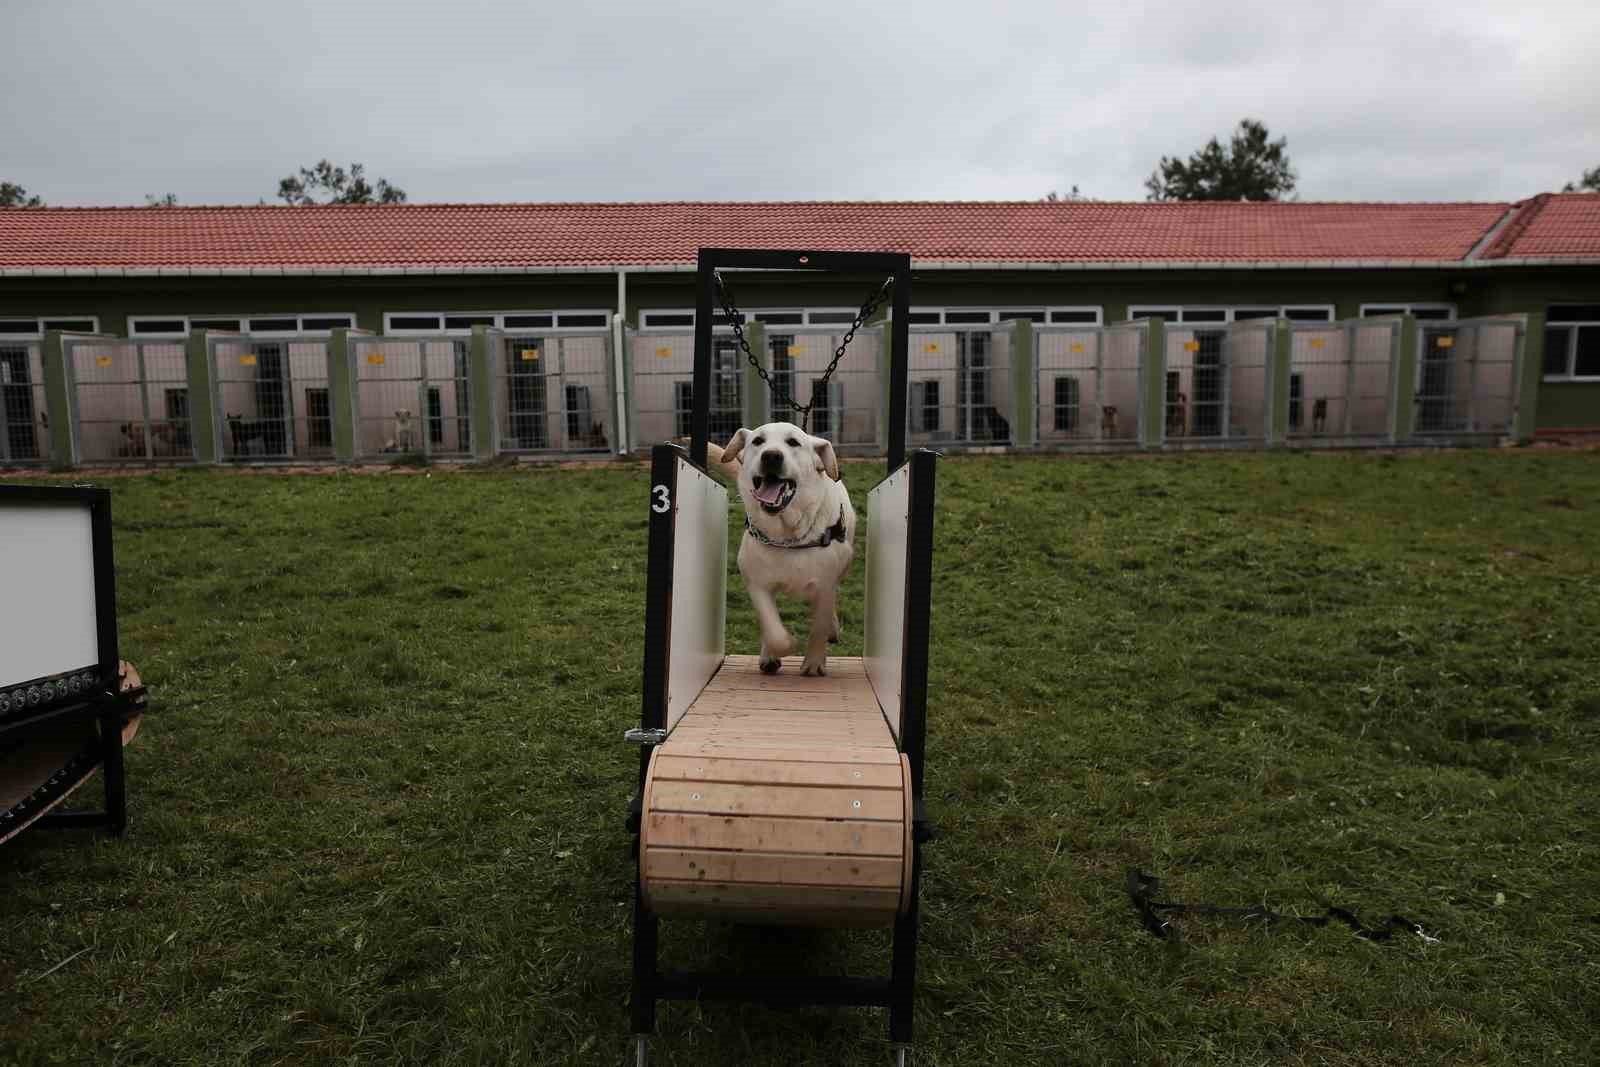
0, 503, 98, 687
667, 458, 728, 729
865, 464, 909, 741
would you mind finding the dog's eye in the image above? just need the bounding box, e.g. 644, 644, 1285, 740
752, 436, 764, 446
786, 437, 799, 447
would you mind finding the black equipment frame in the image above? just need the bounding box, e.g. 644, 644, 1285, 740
631, 248, 935, 1060
0, 484, 139, 838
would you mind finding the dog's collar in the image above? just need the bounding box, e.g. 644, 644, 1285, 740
744, 506, 847, 550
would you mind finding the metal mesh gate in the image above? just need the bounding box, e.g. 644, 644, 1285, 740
630, 331, 743, 449
351, 337, 473, 459
1035, 323, 1145, 447
0, 342, 51, 465
1286, 319, 1400, 444
65, 339, 195, 464
906, 326, 1014, 448
1163, 321, 1274, 444
497, 331, 615, 453
1413, 318, 1522, 439
210, 336, 333, 461
763, 326, 880, 446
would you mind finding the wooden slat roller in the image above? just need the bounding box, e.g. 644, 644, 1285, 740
640, 656, 913, 926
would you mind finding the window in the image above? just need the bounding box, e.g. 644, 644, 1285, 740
0, 316, 100, 338
641, 308, 875, 330
428, 387, 444, 445
1130, 306, 1336, 323
1360, 303, 1456, 321
905, 307, 1103, 326
753, 311, 803, 326
1545, 305, 1600, 380
1054, 376, 1080, 432
1289, 373, 1304, 430
674, 381, 694, 439
384, 310, 607, 334
911, 380, 940, 432
131, 313, 354, 337
768, 334, 795, 418
641, 311, 693, 329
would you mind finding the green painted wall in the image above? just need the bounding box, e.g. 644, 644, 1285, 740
1471, 268, 1600, 429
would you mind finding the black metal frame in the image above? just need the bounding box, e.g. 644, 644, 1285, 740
632, 249, 935, 1055
0, 484, 135, 837
692, 247, 914, 476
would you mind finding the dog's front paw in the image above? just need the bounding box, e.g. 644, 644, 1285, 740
759, 654, 782, 675
800, 654, 828, 677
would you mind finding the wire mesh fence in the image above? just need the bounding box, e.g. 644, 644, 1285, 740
1035, 323, 1145, 447
0, 342, 51, 465
1286, 319, 1400, 445
1163, 320, 1275, 445
496, 330, 614, 454
350, 337, 473, 459
763, 326, 880, 447
629, 330, 744, 449
64, 338, 196, 464
210, 336, 334, 461
1412, 318, 1522, 439
906, 326, 1014, 448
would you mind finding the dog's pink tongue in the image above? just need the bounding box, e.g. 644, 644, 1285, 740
754, 479, 785, 505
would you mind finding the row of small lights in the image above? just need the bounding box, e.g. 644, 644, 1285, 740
0, 671, 101, 715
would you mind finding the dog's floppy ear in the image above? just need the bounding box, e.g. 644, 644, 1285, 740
721, 427, 751, 462
810, 435, 839, 481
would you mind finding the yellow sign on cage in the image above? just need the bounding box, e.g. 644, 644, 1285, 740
367, 353, 385, 366
1436, 336, 1455, 348
787, 345, 803, 357
239, 354, 258, 366
1309, 338, 1326, 349
924, 342, 940, 354
1070, 342, 1085, 353
655, 346, 673, 358
95, 355, 114, 368
1184, 340, 1200, 352
520, 348, 540, 362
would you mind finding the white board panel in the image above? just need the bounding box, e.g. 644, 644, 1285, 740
865, 465, 909, 741
0, 502, 99, 688
667, 459, 728, 729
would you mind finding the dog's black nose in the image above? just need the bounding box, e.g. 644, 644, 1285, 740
760, 450, 785, 474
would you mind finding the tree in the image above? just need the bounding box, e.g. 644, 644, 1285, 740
144, 193, 179, 207
1562, 166, 1600, 193
1043, 185, 1085, 202
1145, 119, 1297, 202
277, 160, 406, 205
1, 182, 44, 208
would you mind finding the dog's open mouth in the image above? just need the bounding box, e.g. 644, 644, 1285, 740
751, 475, 797, 514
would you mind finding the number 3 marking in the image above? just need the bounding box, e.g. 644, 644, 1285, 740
652, 485, 671, 513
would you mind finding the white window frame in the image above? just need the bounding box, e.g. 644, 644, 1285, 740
0, 316, 102, 339
1542, 313, 1600, 382
1128, 305, 1331, 324
383, 310, 613, 335
128, 313, 356, 338
638, 308, 887, 331
901, 307, 1104, 326
1358, 303, 1456, 320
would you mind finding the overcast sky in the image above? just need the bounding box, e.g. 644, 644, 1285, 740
4, 0, 1597, 206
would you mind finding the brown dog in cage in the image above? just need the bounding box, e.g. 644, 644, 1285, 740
1100, 405, 1119, 440
1312, 397, 1329, 434
1166, 393, 1188, 438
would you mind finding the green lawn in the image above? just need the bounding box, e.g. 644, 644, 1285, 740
2, 450, 1598, 1066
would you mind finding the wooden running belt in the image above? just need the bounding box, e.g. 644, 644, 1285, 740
639, 655, 912, 926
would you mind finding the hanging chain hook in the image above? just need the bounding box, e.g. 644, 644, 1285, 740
712, 271, 893, 433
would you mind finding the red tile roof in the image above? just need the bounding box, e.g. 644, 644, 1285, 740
0, 199, 1586, 273
1479, 193, 1600, 259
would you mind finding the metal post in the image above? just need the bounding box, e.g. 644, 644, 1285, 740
1511, 314, 1537, 443
1142, 319, 1166, 449
134, 344, 154, 460
888, 269, 910, 473
691, 255, 714, 469
1392, 315, 1418, 443
744, 321, 768, 430
1343, 321, 1359, 437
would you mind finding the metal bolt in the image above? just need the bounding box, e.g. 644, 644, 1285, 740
852, 800, 862, 809
690, 793, 701, 801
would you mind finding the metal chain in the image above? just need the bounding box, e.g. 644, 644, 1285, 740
713, 270, 893, 431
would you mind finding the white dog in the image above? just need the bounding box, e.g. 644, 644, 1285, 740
707, 422, 855, 677
393, 409, 415, 452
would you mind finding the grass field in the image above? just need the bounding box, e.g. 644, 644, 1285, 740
2, 449, 1598, 1066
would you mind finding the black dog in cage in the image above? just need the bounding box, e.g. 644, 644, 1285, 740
226, 414, 271, 457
